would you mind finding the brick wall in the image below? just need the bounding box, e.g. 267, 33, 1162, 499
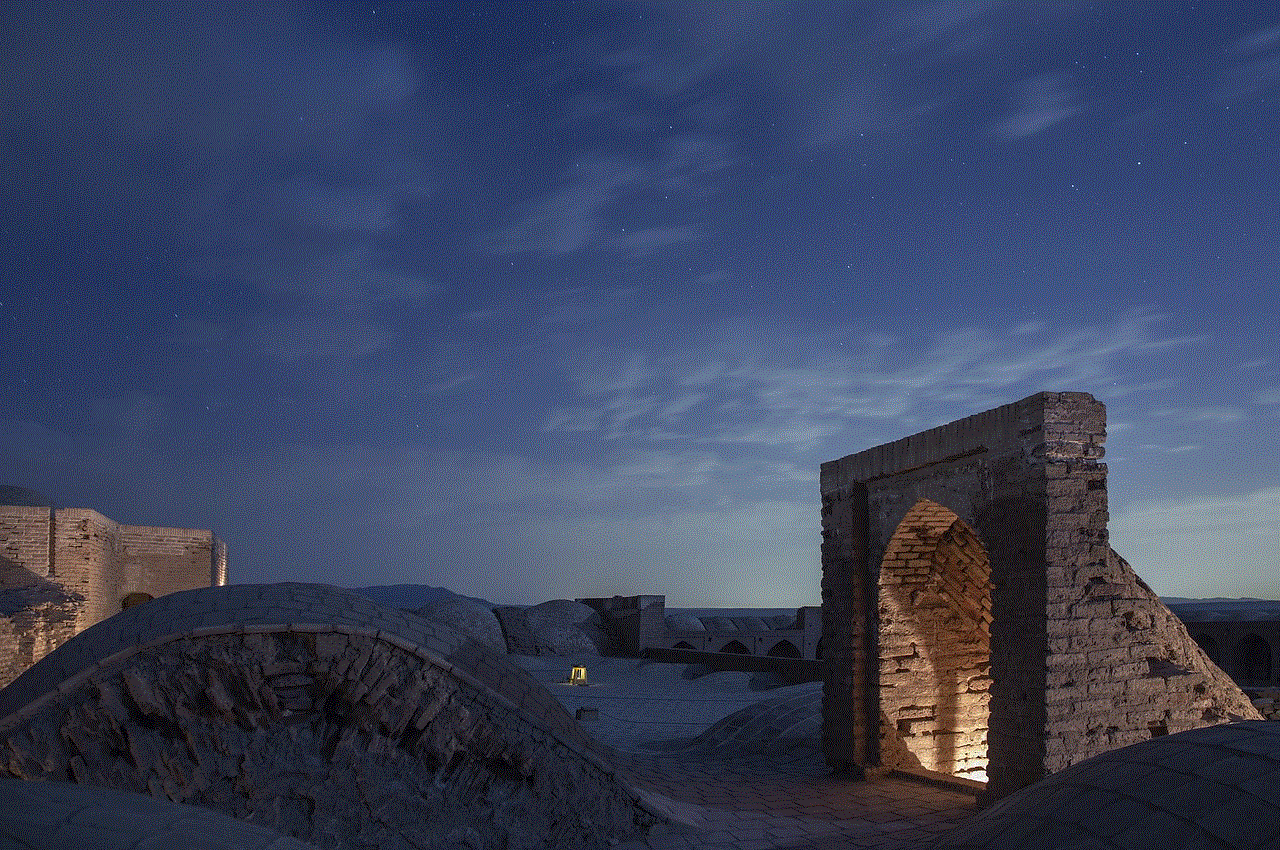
0, 503, 225, 687
0, 506, 52, 581
53, 508, 125, 631
120, 524, 223, 600
877, 500, 990, 781
820, 391, 1258, 805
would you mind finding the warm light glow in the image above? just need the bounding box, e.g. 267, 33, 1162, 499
568, 665, 589, 686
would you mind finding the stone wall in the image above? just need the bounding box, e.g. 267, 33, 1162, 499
0, 504, 223, 688
820, 392, 1261, 804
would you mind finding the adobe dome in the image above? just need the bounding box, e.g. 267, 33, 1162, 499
937, 721, 1280, 849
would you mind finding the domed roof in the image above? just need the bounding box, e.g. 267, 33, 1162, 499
937, 721, 1280, 849
0, 486, 55, 507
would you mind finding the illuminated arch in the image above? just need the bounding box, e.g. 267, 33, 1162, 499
878, 498, 991, 781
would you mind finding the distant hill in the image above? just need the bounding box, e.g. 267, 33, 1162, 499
347, 584, 495, 611
1162, 597, 1271, 605
1163, 597, 1280, 623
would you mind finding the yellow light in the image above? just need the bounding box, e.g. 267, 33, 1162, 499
568, 665, 589, 686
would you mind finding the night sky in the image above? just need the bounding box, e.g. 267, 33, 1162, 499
3, 2, 1277, 607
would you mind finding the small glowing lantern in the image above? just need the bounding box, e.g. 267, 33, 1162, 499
568, 665, 589, 686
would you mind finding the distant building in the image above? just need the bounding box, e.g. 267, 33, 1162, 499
0, 490, 226, 688
1169, 600, 1280, 689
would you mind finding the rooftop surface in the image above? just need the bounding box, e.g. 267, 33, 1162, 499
513, 655, 980, 849
4, 583, 1279, 849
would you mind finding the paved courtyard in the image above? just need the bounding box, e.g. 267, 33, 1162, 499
514, 655, 981, 849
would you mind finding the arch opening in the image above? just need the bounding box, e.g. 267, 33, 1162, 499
877, 498, 991, 782
720, 640, 750, 655
673, 641, 695, 650
767, 639, 801, 659
1235, 633, 1272, 685
121, 592, 154, 610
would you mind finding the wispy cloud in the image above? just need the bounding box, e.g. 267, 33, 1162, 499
1151, 406, 1247, 425
1137, 444, 1200, 455
1255, 388, 1280, 406
244, 312, 396, 363
545, 308, 1198, 450
873, 0, 1001, 53
3, 2, 436, 316
485, 159, 638, 256
1217, 24, 1280, 103
991, 72, 1082, 139
485, 142, 729, 257
1110, 487, 1280, 597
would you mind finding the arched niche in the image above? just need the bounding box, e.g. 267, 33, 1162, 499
767, 639, 801, 659
878, 498, 991, 781
121, 591, 154, 610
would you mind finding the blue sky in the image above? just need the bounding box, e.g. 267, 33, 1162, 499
2, 2, 1277, 607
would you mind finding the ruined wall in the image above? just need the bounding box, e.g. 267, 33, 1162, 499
119, 524, 224, 599
821, 391, 1260, 804
1045, 548, 1259, 765
0, 504, 224, 689
0, 506, 52, 579
0, 577, 81, 689
52, 508, 127, 631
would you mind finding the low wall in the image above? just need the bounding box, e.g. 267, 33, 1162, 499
643, 645, 826, 680
578, 594, 824, 660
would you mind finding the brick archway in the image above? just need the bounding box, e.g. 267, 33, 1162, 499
767, 639, 801, 658
878, 499, 991, 780
820, 392, 1260, 805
